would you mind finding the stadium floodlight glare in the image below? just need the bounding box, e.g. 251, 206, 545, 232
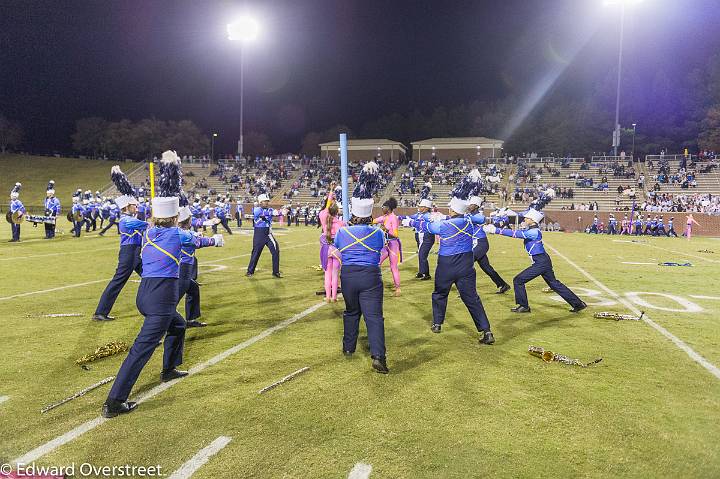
603, 0, 643, 5
227, 16, 260, 42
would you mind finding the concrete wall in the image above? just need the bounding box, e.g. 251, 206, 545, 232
413, 147, 496, 162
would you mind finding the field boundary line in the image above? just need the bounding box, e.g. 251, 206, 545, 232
12, 302, 327, 465
545, 243, 720, 380
168, 436, 232, 479
207, 241, 315, 263
0, 247, 117, 261
0, 279, 110, 302
348, 462, 373, 479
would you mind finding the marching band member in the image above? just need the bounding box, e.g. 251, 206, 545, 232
93, 166, 147, 322
684, 213, 700, 240
44, 180, 61, 239
212, 198, 233, 235
466, 195, 509, 294
334, 162, 389, 373
607, 214, 618, 235
374, 197, 402, 296
410, 182, 434, 280
8, 182, 24, 242
83, 191, 94, 232
667, 216, 678, 237
620, 214, 631, 235
483, 208, 586, 314
103, 150, 221, 418
137, 196, 149, 221
589, 214, 600, 234
235, 198, 244, 228
324, 201, 345, 302
71, 195, 87, 238
402, 169, 495, 345
99, 199, 120, 236
178, 196, 223, 328
656, 215, 667, 236
246, 187, 281, 278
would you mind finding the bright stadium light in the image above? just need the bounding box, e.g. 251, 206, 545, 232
604, 0, 644, 157
227, 16, 260, 42
227, 16, 260, 157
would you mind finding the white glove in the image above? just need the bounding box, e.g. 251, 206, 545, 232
401, 218, 412, 227
482, 224, 496, 234
212, 234, 225, 247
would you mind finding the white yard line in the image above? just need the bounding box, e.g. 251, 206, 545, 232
208, 241, 315, 263
0, 247, 117, 261
0, 279, 110, 302
0, 396, 8, 405
400, 252, 418, 266
13, 301, 326, 465
690, 295, 720, 300
637, 242, 720, 264
545, 243, 720, 380
168, 436, 232, 479
348, 462, 373, 479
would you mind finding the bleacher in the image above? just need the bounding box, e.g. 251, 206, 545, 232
393, 158, 506, 209
509, 157, 640, 211
644, 154, 720, 196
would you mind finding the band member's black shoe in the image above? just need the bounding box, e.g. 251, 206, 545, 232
415, 272, 424, 279
496, 284, 510, 294
92, 314, 116, 321
272, 272, 283, 278
245, 272, 254, 277
161, 369, 189, 382
343, 350, 354, 357
99, 232, 105, 237
431, 323, 442, 333
420, 274, 432, 281
511, 305, 531, 313
371, 356, 389, 374
569, 302, 587, 313
186, 320, 207, 328
479, 331, 495, 345
102, 400, 137, 418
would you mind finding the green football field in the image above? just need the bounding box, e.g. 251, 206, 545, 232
1, 220, 719, 478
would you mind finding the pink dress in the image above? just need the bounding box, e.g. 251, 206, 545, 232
374, 213, 402, 288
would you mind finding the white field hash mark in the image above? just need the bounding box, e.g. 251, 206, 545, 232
348, 462, 373, 479
545, 243, 720, 380
168, 436, 232, 479
12, 302, 327, 465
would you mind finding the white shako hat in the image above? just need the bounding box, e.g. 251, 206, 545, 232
152, 150, 182, 218
10, 182, 21, 199
468, 196, 483, 207
46, 180, 55, 196
111, 165, 138, 210
351, 161, 380, 218
524, 208, 544, 224
178, 206, 192, 223
419, 199, 432, 208
448, 168, 482, 215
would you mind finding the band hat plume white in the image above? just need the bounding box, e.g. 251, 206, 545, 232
524, 208, 544, 224
351, 161, 380, 218
468, 196, 483, 207
448, 168, 482, 215
419, 199, 433, 208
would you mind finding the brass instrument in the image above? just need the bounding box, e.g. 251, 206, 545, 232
528, 345, 602, 367
594, 311, 644, 321
75, 341, 129, 366
73, 210, 84, 222
66, 211, 74, 222
5, 210, 24, 224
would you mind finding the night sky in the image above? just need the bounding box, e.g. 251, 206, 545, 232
1, 0, 719, 154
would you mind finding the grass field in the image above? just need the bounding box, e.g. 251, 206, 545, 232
0, 219, 719, 478
0, 155, 119, 208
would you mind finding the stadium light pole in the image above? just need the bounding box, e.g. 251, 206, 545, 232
211, 132, 218, 161
604, 0, 643, 157
631, 123, 636, 159
227, 16, 260, 159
